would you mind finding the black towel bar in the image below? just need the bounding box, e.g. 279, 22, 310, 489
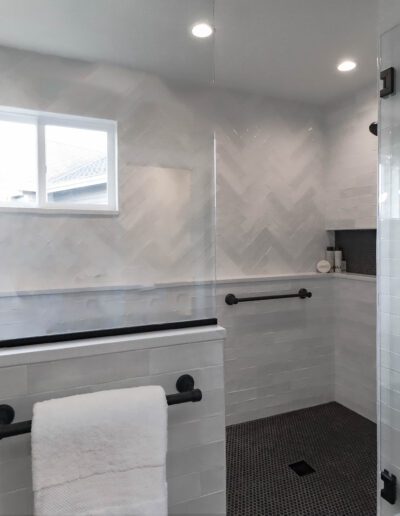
225, 288, 312, 305
0, 374, 202, 440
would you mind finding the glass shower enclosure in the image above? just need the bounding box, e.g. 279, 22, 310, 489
379, 21, 400, 516
0, 0, 217, 346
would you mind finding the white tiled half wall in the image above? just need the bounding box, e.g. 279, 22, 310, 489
0, 328, 226, 516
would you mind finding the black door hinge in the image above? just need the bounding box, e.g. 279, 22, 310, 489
381, 469, 397, 505
380, 67, 396, 98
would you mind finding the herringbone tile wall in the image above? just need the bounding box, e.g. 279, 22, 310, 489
0, 45, 378, 341
0, 45, 334, 293
0, 45, 216, 295
213, 89, 329, 278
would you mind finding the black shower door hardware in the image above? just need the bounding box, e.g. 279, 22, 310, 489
381, 469, 397, 505
380, 67, 396, 98
0, 374, 202, 440
369, 122, 378, 136
225, 288, 312, 306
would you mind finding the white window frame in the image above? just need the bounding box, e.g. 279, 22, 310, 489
0, 106, 118, 215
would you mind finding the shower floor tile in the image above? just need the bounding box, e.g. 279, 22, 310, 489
226, 402, 377, 516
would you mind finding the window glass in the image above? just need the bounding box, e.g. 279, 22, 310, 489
0, 119, 37, 204
0, 108, 116, 212
45, 125, 108, 206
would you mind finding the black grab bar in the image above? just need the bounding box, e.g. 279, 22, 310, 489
0, 374, 202, 440
225, 288, 312, 305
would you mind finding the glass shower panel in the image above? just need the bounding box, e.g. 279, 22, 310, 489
0, 0, 216, 343
379, 22, 400, 516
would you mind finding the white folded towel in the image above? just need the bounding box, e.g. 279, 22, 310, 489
31, 386, 168, 516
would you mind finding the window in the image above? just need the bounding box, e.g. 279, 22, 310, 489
0, 107, 117, 213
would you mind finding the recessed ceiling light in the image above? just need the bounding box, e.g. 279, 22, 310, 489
191, 23, 213, 38
337, 60, 357, 72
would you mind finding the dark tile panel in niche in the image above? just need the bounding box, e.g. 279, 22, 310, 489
226, 402, 377, 516
335, 229, 376, 276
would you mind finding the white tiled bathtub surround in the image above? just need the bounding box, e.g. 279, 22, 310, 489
0, 327, 226, 516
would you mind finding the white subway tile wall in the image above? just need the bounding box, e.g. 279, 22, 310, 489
333, 277, 377, 422
0, 331, 226, 516
218, 276, 376, 426
219, 277, 334, 425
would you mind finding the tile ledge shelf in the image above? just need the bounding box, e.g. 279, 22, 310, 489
325, 226, 377, 231
218, 272, 375, 283
217, 272, 326, 283
0, 272, 376, 298
331, 273, 376, 282
0, 325, 226, 368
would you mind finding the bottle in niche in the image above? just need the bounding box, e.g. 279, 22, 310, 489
334, 248, 342, 273
341, 253, 347, 273
325, 246, 335, 272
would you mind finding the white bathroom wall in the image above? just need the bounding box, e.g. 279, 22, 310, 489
0, 45, 330, 296
213, 88, 329, 278
324, 83, 378, 230
219, 275, 334, 426
0, 327, 226, 516
333, 275, 377, 422
0, 45, 215, 293
1, 45, 378, 299
0, 283, 216, 341
0, 43, 378, 426
219, 273, 376, 426
0, 44, 338, 343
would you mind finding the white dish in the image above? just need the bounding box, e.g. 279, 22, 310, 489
316, 260, 331, 273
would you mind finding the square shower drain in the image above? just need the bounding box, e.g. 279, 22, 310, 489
289, 460, 315, 477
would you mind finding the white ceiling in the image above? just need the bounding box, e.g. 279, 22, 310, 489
215, 0, 378, 105
0, 0, 378, 105
0, 0, 216, 85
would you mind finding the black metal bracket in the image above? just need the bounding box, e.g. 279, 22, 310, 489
381, 469, 397, 505
0, 405, 14, 425
176, 374, 195, 393
380, 67, 395, 98
369, 122, 378, 136
225, 288, 312, 305
0, 374, 202, 440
